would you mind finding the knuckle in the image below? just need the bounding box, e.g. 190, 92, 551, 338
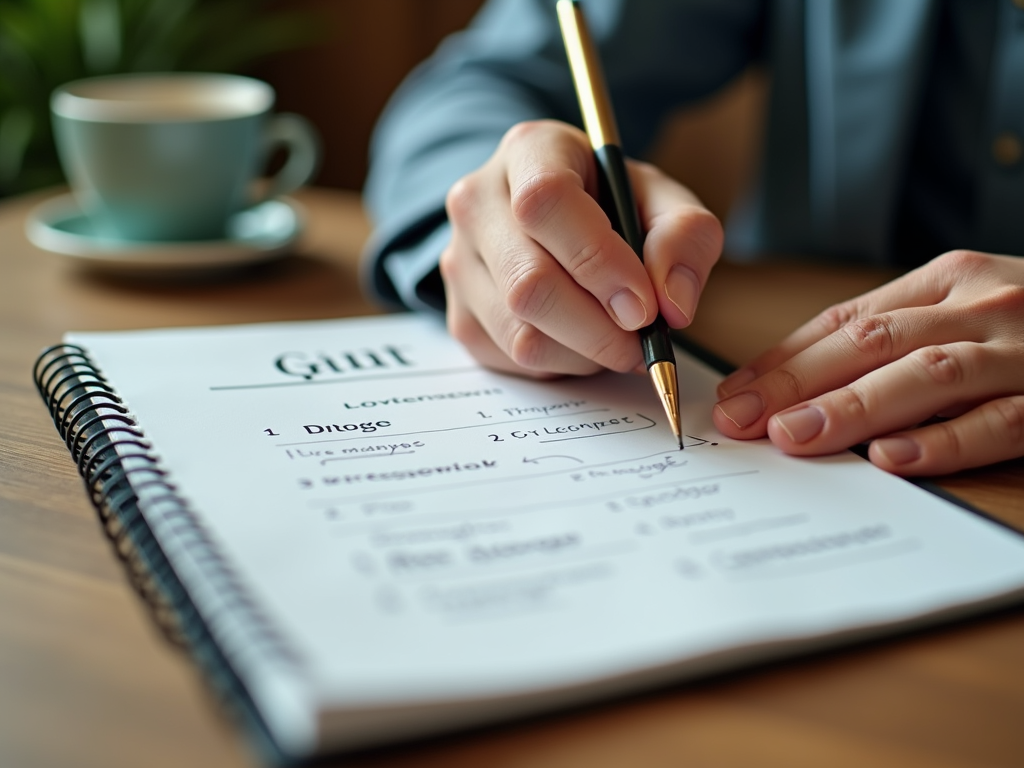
987, 398, 1024, 446
932, 420, 967, 461
503, 258, 556, 321
934, 249, 989, 278
502, 120, 589, 158
767, 366, 809, 404
831, 385, 872, 423
840, 313, 897, 361
445, 175, 478, 226
815, 301, 860, 336
586, 331, 637, 373
565, 238, 609, 282
507, 321, 547, 370
438, 244, 459, 282
500, 119, 546, 148
910, 345, 973, 387
510, 168, 578, 230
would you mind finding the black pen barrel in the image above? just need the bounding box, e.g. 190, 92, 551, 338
639, 316, 674, 366
594, 144, 674, 367
594, 144, 644, 256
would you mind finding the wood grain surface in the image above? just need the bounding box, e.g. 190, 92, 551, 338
1, 188, 1021, 768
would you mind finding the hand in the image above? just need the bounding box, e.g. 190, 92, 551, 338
440, 119, 722, 377
713, 250, 1024, 476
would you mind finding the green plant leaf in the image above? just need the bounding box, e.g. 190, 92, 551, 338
0, 0, 328, 197
0, 105, 33, 190
79, 0, 122, 74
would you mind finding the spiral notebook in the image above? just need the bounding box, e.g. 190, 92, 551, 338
34, 314, 1024, 764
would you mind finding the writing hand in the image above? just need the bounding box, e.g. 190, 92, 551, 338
440, 120, 722, 377
713, 250, 1024, 475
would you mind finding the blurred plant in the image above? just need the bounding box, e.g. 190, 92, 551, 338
0, 0, 322, 196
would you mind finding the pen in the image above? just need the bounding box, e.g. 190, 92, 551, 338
556, 0, 683, 450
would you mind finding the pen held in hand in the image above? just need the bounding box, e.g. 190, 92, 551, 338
556, 0, 683, 450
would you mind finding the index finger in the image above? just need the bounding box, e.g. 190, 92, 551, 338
717, 261, 951, 398
630, 160, 723, 328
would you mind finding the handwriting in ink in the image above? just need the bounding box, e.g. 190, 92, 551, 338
542, 415, 633, 435
539, 414, 657, 443
573, 454, 686, 481
683, 435, 719, 448
284, 441, 425, 462
494, 416, 636, 442
343, 388, 503, 409
298, 458, 498, 488
502, 400, 587, 418
303, 420, 391, 434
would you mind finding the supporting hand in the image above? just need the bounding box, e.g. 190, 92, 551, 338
714, 250, 1024, 475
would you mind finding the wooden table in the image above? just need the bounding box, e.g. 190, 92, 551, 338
2, 188, 1022, 768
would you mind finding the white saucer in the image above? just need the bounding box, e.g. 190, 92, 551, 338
25, 194, 303, 273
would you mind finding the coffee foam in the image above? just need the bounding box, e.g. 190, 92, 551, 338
53, 74, 274, 123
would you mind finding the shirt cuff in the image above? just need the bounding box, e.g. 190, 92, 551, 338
380, 221, 451, 313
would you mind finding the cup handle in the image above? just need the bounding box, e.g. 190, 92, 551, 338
256, 113, 321, 203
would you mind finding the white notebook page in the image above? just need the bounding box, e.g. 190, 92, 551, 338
68, 314, 1024, 754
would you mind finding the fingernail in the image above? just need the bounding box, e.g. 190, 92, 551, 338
718, 368, 756, 397
666, 265, 700, 324
715, 392, 765, 429
609, 289, 648, 330
773, 406, 825, 444
874, 437, 920, 466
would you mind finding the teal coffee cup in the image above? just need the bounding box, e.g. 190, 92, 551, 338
51, 73, 319, 242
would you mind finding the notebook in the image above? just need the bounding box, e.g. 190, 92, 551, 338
34, 313, 1024, 764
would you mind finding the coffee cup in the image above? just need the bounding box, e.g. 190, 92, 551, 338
51, 73, 320, 242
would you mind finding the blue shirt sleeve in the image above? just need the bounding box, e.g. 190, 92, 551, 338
362, 0, 766, 311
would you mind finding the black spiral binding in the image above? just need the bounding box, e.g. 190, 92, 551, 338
33, 344, 303, 765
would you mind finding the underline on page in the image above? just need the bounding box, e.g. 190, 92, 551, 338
538, 414, 655, 442
209, 366, 482, 391
314, 467, 761, 511
308, 448, 688, 503
275, 408, 613, 447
